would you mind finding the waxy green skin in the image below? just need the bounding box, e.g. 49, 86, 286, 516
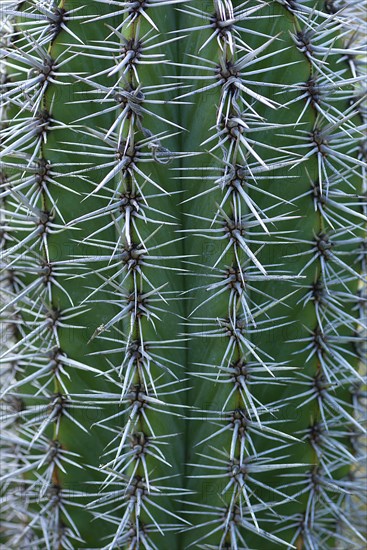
0, 0, 365, 548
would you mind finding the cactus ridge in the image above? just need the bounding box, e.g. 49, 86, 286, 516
0, 0, 366, 549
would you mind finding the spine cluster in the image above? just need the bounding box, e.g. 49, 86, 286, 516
0, 0, 366, 549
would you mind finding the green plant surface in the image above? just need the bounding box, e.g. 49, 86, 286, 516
0, 1, 366, 549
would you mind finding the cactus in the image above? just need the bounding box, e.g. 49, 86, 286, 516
0, 0, 366, 549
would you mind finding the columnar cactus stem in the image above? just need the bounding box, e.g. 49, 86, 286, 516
0, 1, 366, 549
63, 4, 191, 547
179, 1, 366, 547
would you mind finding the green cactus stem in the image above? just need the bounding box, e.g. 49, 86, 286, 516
0, 1, 366, 549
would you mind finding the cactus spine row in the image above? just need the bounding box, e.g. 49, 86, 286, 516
0, 1, 366, 549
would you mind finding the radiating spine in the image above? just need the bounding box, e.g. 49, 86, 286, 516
0, 1, 365, 548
